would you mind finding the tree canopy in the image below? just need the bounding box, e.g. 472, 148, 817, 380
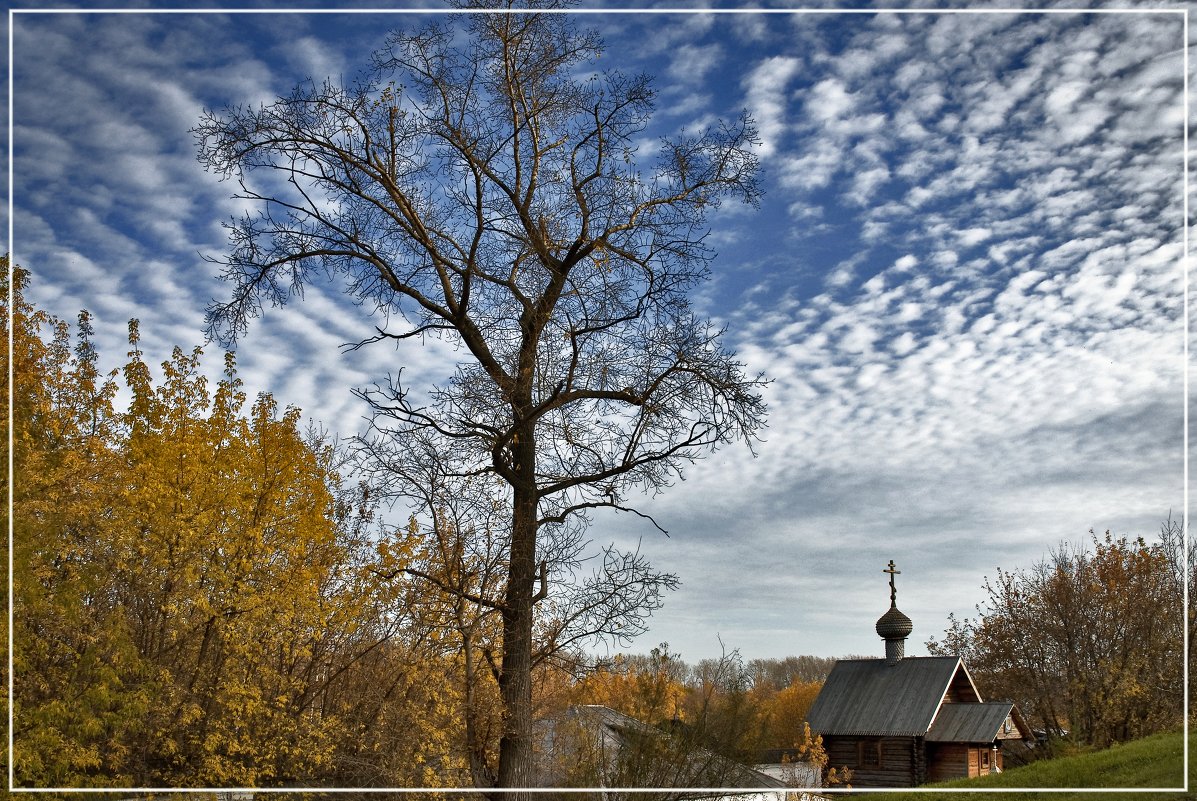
10, 264, 466, 786
927, 524, 1185, 750
195, 6, 765, 791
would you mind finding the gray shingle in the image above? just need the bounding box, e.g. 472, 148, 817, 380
925, 702, 1015, 743
806, 656, 967, 737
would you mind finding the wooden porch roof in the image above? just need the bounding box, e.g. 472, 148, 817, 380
926, 701, 1020, 743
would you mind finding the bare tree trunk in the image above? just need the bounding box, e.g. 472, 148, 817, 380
462, 628, 497, 789
496, 430, 539, 798
196, 10, 767, 788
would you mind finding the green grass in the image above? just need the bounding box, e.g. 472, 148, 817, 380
852, 729, 1191, 800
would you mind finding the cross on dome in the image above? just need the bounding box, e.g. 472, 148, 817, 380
884, 559, 901, 606
875, 559, 913, 663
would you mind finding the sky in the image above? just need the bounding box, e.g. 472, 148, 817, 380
9, 3, 1189, 662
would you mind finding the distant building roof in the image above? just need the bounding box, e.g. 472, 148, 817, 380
538, 705, 788, 790
806, 656, 978, 737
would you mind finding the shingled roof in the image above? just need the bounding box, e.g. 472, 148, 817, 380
926, 702, 1033, 743
806, 656, 977, 737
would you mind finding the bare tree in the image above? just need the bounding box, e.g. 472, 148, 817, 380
359, 427, 680, 787
1156, 514, 1191, 688
195, 4, 765, 793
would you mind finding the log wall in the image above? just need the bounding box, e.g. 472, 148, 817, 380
823, 736, 922, 788
926, 743, 969, 783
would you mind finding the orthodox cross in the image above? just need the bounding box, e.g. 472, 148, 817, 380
883, 560, 900, 606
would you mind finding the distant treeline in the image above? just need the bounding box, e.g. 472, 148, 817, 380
565, 643, 832, 773
592, 650, 841, 689
744, 655, 845, 688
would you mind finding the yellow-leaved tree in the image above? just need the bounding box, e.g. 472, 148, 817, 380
755, 679, 823, 749
11, 264, 142, 785
571, 645, 689, 725
110, 328, 352, 783
11, 267, 466, 787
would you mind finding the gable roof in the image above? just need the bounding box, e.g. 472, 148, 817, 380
806, 656, 978, 737
926, 702, 1016, 743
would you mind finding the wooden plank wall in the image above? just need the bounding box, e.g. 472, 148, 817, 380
823, 736, 920, 788
926, 743, 970, 784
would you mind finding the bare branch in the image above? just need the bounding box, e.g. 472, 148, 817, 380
197, 9, 765, 792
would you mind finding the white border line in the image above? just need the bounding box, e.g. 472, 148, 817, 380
1182, 4, 1191, 797
6, 5, 1190, 796
5, 5, 1185, 13
7, 6, 15, 795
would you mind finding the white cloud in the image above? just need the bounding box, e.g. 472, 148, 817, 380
889, 331, 918, 356
957, 228, 993, 248
895, 302, 922, 323
11, 9, 1184, 663
666, 43, 723, 86
838, 323, 877, 354
728, 13, 769, 45
778, 140, 841, 191
287, 35, 345, 82
741, 55, 802, 158
846, 164, 891, 207
805, 78, 854, 123
1045, 81, 1087, 118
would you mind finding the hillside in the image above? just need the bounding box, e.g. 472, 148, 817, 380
856, 729, 1190, 800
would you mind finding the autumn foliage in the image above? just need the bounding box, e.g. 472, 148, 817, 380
8, 264, 808, 789
566, 644, 840, 785
12, 258, 1182, 787
9, 264, 468, 787
927, 526, 1185, 750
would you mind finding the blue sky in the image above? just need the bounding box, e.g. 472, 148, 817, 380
10, 5, 1188, 661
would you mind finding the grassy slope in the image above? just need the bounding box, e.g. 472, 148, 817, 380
852, 729, 1191, 800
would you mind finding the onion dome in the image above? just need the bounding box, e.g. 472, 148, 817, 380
875, 604, 913, 639
877, 559, 912, 664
